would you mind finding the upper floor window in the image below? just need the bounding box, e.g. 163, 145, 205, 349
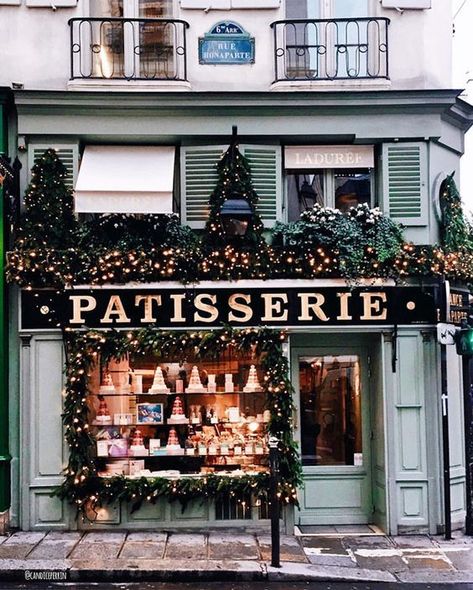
284, 145, 374, 221
70, 0, 187, 81
91, 0, 173, 18
276, 0, 388, 81
286, 0, 370, 19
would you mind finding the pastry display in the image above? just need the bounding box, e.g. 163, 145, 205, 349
166, 428, 182, 453
90, 358, 269, 477
167, 396, 189, 424
99, 372, 116, 395
243, 365, 263, 392
225, 373, 234, 393
129, 428, 148, 456
186, 366, 207, 393
93, 398, 112, 425
148, 366, 171, 394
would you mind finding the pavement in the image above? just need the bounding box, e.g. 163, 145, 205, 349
0, 529, 473, 583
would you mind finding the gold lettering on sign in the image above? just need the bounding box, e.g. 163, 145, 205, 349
297, 293, 330, 322
336, 292, 353, 320
70, 295, 96, 324
449, 293, 463, 306
261, 294, 289, 322
228, 293, 253, 323
170, 294, 186, 323
449, 310, 467, 324
135, 295, 162, 323
101, 295, 131, 324
194, 294, 218, 323
360, 292, 387, 320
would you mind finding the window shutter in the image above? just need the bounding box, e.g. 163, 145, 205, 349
181, 146, 225, 229
383, 142, 428, 226
182, 145, 282, 229
381, 0, 430, 8
28, 144, 79, 190
242, 145, 282, 228
26, 0, 77, 7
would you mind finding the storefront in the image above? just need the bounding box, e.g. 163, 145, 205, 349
15, 277, 467, 534
6, 89, 473, 534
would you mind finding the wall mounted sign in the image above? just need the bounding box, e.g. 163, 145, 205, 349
21, 286, 438, 330
199, 21, 255, 65
285, 145, 374, 169
446, 285, 470, 326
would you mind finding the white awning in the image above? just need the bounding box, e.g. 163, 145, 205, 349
74, 145, 175, 214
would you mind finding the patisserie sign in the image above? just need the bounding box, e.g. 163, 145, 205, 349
20, 286, 438, 330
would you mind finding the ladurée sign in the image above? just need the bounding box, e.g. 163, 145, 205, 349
20, 286, 437, 330
285, 145, 374, 169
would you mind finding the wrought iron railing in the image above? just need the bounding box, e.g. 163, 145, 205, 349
68, 17, 189, 81
271, 17, 390, 82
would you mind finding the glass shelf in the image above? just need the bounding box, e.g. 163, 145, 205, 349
96, 452, 269, 459
90, 390, 265, 397
92, 421, 267, 428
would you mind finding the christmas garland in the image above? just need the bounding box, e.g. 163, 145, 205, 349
8, 241, 473, 288
56, 326, 302, 521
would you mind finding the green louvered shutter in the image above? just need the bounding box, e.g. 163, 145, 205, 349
182, 144, 282, 229
383, 142, 428, 226
243, 145, 282, 228
181, 146, 225, 228
28, 144, 79, 190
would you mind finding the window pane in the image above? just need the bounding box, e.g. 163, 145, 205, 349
138, 0, 173, 17
138, 1, 175, 79
285, 0, 320, 18
334, 169, 372, 212
299, 355, 363, 466
89, 1, 125, 78
286, 172, 324, 221
90, 0, 123, 17
333, 0, 369, 18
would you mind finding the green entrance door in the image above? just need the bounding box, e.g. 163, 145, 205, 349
293, 347, 373, 525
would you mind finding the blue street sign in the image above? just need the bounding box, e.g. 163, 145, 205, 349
199, 21, 255, 65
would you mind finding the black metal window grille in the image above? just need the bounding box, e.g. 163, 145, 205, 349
271, 17, 390, 82
68, 17, 189, 81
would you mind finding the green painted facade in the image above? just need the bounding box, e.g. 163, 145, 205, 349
9, 89, 473, 534
0, 90, 11, 517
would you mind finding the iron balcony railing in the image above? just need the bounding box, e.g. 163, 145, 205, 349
271, 17, 390, 82
68, 17, 189, 81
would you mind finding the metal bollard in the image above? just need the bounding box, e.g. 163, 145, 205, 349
268, 435, 281, 568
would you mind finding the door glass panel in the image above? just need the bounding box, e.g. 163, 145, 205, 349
300, 355, 363, 466
89, 0, 125, 79
138, 1, 175, 79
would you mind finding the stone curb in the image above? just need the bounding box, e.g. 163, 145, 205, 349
0, 558, 441, 583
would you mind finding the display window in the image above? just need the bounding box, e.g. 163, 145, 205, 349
89, 352, 270, 479
59, 326, 301, 520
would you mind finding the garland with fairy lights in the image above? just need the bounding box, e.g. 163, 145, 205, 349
6, 148, 473, 287
440, 173, 473, 253
56, 326, 302, 521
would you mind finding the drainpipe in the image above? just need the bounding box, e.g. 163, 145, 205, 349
0, 95, 11, 533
